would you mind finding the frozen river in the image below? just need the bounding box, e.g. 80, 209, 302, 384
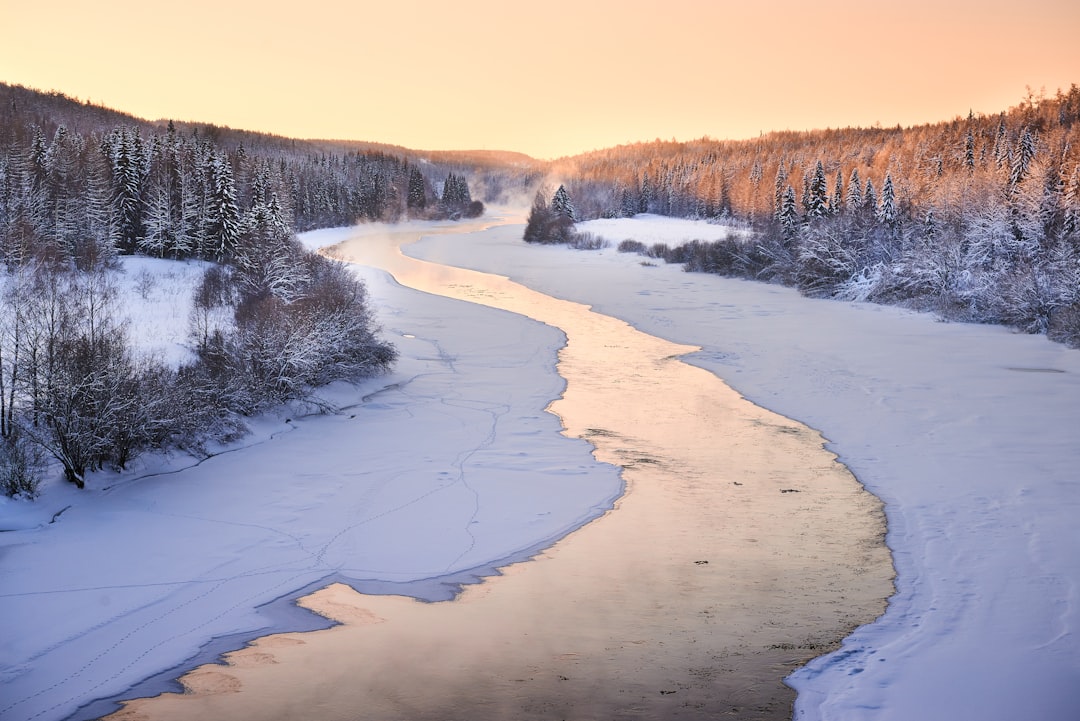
112, 215, 891, 720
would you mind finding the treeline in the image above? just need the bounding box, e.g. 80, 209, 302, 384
0, 82, 485, 270
543, 87, 1080, 345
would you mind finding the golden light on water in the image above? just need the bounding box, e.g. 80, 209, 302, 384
2, 0, 1078, 158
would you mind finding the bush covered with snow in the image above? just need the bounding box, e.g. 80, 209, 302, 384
0, 246, 395, 496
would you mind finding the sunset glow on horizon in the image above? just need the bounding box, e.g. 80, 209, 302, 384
2, 0, 1078, 159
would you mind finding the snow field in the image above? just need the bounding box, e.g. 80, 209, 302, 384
576, 213, 749, 248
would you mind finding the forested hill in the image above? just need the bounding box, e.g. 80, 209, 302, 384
551, 86, 1080, 223
0, 81, 504, 270
539, 87, 1080, 346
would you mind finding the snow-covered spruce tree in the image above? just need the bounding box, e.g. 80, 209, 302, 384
993, 114, 1010, 169
863, 178, 877, 214
804, 161, 829, 219
74, 150, 120, 269
845, 168, 862, 213
774, 164, 788, 220
206, 151, 241, 261
106, 127, 146, 254
551, 184, 578, 221
140, 121, 194, 260
878, 172, 898, 228
407, 166, 427, 211
620, 187, 638, 218
522, 188, 574, 244
639, 171, 652, 214
779, 185, 800, 239
1009, 127, 1038, 190
964, 127, 977, 174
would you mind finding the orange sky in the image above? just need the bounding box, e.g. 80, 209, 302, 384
2, 0, 1078, 159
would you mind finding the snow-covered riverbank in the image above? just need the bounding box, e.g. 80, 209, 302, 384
0, 232, 622, 721
408, 212, 1080, 720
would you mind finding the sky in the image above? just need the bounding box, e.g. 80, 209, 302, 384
1, 0, 1078, 159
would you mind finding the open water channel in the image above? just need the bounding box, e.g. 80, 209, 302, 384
111, 218, 892, 720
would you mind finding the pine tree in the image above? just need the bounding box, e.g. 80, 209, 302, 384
878, 172, 898, 227
551, 184, 577, 221
993, 114, 1009, 168
863, 178, 877, 213
779, 185, 799, 239
774, 163, 788, 220
831, 170, 844, 215
846, 168, 862, 212
442, 173, 460, 205
78, 151, 119, 269
206, 152, 240, 261
108, 128, 145, 254
804, 161, 829, 219
1009, 128, 1037, 189
406, 166, 426, 210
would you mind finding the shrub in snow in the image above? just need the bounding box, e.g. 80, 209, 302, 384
0, 430, 44, 499
567, 232, 608, 250
191, 252, 396, 415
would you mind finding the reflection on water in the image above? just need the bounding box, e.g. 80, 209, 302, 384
112, 219, 892, 721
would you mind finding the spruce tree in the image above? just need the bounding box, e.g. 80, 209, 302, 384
846, 168, 862, 212
774, 163, 788, 220
206, 152, 240, 261
110, 128, 145, 254
863, 178, 877, 213
1009, 128, 1037, 189
993, 114, 1009, 168
878, 172, 898, 227
639, 172, 651, 214
804, 161, 829, 218
831, 170, 844, 215
551, 184, 577, 221
779, 185, 799, 239
407, 166, 427, 210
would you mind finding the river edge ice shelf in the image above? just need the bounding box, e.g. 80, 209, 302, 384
0, 242, 623, 721
406, 211, 1080, 721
